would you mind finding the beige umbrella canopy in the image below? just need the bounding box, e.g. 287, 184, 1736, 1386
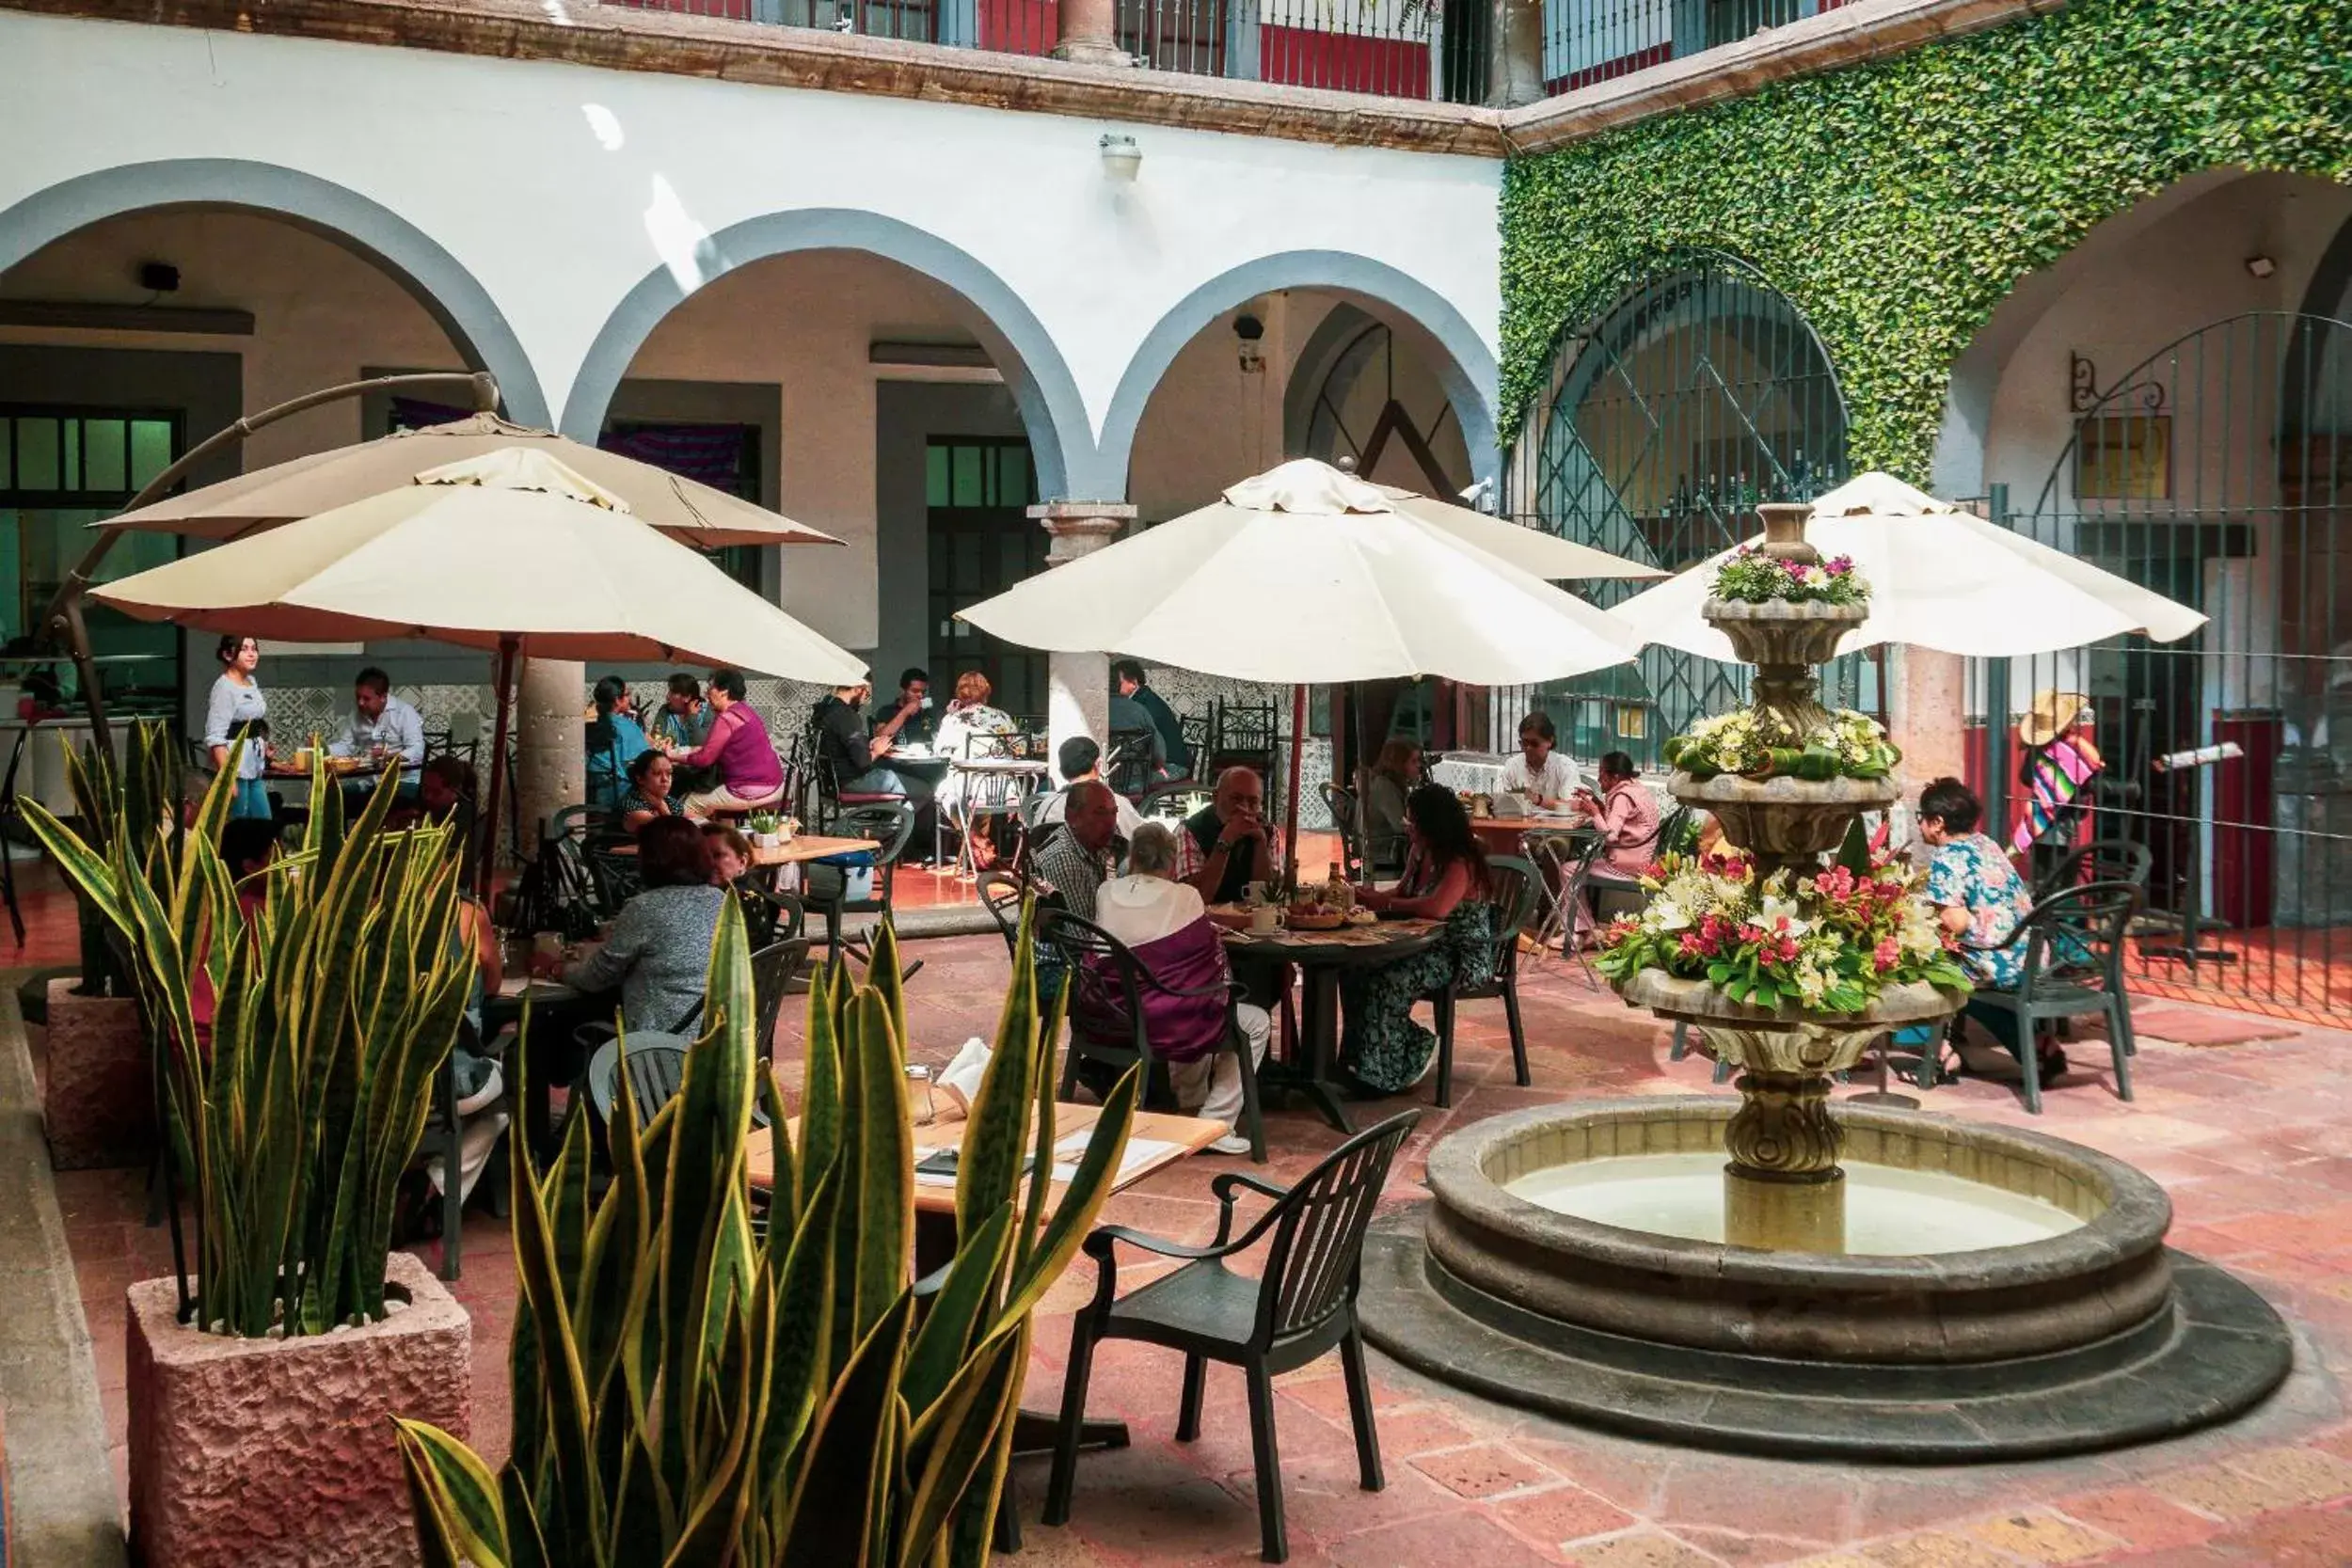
956, 458, 1657, 687
103, 412, 843, 552
93, 451, 865, 677
96, 451, 864, 890
1608, 471, 2207, 661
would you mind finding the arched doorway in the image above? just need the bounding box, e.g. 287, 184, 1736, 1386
2014, 309, 2352, 1013
1506, 254, 1864, 768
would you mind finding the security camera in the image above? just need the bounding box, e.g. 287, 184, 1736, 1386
1233, 313, 1265, 342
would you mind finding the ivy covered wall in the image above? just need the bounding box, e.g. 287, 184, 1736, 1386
1500, 0, 2352, 480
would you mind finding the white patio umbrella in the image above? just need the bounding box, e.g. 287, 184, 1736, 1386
956, 457, 1661, 876
93, 450, 865, 890
1607, 471, 2207, 660
103, 412, 844, 551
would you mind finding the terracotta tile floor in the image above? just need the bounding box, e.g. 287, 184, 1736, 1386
40, 902, 2352, 1564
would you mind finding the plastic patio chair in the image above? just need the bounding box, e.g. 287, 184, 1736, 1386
1950, 879, 2142, 1115
1043, 1110, 1421, 1564
1425, 855, 1540, 1107
1037, 907, 1265, 1162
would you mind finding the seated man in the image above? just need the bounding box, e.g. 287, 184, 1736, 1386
329, 667, 426, 800
1175, 767, 1276, 906
1501, 709, 1581, 807
1112, 658, 1191, 777
1037, 736, 1144, 840
1030, 779, 1120, 922
1093, 823, 1266, 1155
675, 668, 786, 821
812, 674, 915, 801
653, 672, 714, 752
886, 666, 937, 750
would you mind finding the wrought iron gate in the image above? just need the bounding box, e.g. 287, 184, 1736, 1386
1500, 254, 1875, 769
2009, 310, 2352, 1020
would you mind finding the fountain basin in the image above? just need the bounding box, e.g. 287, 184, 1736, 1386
1667, 770, 1902, 858
1361, 1099, 2293, 1460
1424, 1100, 2170, 1364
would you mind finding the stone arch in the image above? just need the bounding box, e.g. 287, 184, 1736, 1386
561, 209, 1091, 499
0, 158, 550, 427
1100, 250, 1501, 498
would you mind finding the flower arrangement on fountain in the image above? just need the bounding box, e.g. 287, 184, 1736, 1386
1594, 847, 1971, 1014
1662, 706, 1899, 783
1711, 545, 1870, 607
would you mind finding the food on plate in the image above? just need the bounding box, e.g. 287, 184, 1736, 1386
1344, 907, 1379, 927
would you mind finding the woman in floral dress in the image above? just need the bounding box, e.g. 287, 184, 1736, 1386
1341, 784, 1500, 1095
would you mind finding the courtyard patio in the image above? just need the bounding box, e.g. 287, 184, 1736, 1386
24, 912, 2352, 1568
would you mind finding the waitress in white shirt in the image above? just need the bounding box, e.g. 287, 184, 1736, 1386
1499, 711, 1581, 807
203, 634, 271, 820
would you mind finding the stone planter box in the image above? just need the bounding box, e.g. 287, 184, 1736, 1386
127, 1251, 471, 1568
40, 978, 153, 1171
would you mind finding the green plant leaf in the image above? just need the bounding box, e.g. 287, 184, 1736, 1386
396, 1419, 510, 1568
777, 1292, 914, 1568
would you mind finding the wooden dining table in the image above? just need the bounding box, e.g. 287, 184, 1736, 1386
747, 832, 877, 868
747, 1100, 1232, 1456
1217, 917, 1443, 1133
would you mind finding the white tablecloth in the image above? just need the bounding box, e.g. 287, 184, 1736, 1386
1429, 752, 1509, 795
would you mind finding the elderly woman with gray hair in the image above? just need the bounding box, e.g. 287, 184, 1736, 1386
1089, 821, 1269, 1155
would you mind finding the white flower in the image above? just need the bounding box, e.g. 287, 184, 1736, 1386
1759, 894, 1809, 935
1649, 897, 1692, 932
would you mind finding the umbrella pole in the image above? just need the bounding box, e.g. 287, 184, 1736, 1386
479, 635, 520, 902
1285, 683, 1307, 890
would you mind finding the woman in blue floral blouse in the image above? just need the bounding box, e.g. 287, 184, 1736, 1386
1917, 776, 2058, 1075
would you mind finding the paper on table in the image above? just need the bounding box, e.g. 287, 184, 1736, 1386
910, 1130, 1184, 1189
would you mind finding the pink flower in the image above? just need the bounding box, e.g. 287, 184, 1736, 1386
1873, 937, 1899, 973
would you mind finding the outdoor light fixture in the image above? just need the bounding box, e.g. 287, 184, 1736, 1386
2245, 255, 2277, 278
1099, 133, 1142, 181
1234, 311, 1265, 374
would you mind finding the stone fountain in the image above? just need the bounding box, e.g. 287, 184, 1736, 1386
1357, 502, 2292, 1461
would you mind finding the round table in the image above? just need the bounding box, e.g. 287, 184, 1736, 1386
1219, 919, 1442, 1132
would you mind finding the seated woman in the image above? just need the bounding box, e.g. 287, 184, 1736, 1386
933, 670, 1020, 866
584, 674, 649, 814
556, 816, 726, 1034
1917, 775, 2059, 1078
1565, 751, 1662, 947
702, 821, 753, 886
1361, 738, 1420, 877
1340, 784, 1500, 1096
617, 749, 682, 836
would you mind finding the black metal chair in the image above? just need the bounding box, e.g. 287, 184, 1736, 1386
1319, 782, 1363, 879
1043, 1111, 1421, 1564
2034, 837, 2153, 900
1425, 855, 1539, 1107
979, 869, 1026, 959
1949, 879, 2142, 1115
1036, 908, 1265, 1162
1139, 777, 1215, 822
1104, 727, 1159, 800
1208, 697, 1279, 781
803, 800, 917, 949
0, 725, 29, 943
748, 938, 812, 1059
733, 880, 806, 949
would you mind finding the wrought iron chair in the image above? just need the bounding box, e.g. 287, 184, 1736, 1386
1043, 1111, 1421, 1564
947, 753, 1040, 879
1104, 727, 1160, 800
1139, 777, 1215, 822
1425, 855, 1540, 1107
979, 869, 1027, 959
1177, 712, 1214, 775
1208, 697, 1280, 780
1319, 781, 1363, 879
1951, 879, 2142, 1115
803, 800, 917, 950
1036, 908, 1265, 1161
733, 881, 806, 949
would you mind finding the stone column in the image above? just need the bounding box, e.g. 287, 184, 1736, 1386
515, 657, 586, 855
1486, 0, 1547, 107
1885, 645, 1968, 809
1054, 0, 1131, 67
1028, 501, 1137, 765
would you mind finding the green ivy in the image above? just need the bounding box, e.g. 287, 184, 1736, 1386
1500, 0, 2352, 479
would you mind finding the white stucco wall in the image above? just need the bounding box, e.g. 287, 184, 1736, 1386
0, 8, 1502, 504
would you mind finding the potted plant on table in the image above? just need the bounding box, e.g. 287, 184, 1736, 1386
397, 901, 1141, 1565
747, 809, 784, 848
25, 746, 478, 1568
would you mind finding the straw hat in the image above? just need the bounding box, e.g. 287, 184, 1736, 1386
2020, 689, 2091, 749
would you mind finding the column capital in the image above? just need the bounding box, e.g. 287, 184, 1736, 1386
1028, 500, 1137, 566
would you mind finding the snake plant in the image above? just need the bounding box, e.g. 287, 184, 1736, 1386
26, 734, 475, 1337
396, 899, 1138, 1567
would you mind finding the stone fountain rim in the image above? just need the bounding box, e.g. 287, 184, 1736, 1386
1701, 595, 1871, 624
1614, 969, 1965, 1032
1425, 1099, 2172, 1291
1667, 770, 1903, 807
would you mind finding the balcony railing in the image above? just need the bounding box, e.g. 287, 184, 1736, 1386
1542, 0, 1852, 92
607, 0, 1863, 102
606, 0, 1489, 103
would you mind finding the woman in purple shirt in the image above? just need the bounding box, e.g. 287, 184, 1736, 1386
676, 668, 786, 820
